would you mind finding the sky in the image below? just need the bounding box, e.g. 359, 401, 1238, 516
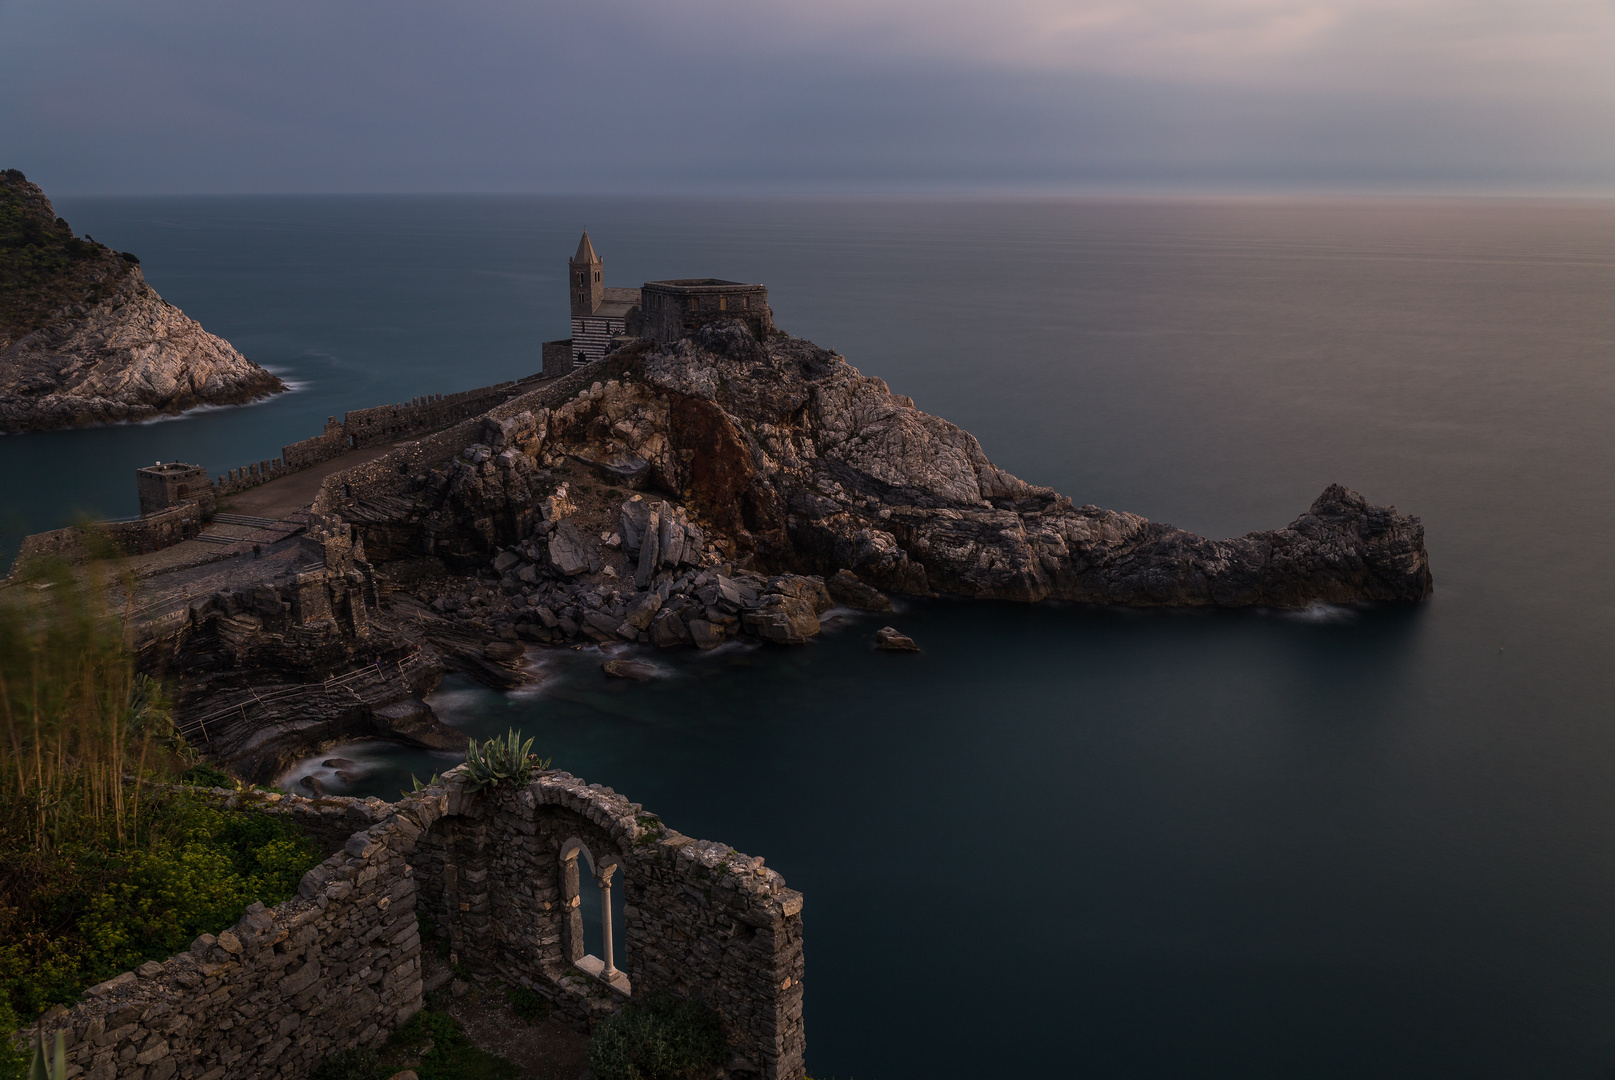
2, 0, 1614, 195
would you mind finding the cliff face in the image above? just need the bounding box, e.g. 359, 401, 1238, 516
522, 324, 1432, 607
0, 169, 285, 432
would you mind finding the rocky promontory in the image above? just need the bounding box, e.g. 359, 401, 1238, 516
377, 322, 1432, 615
115, 319, 1430, 778
0, 169, 285, 432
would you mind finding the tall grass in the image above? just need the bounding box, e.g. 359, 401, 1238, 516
0, 558, 171, 853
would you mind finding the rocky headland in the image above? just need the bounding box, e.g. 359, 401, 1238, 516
0, 169, 285, 432
125, 320, 1430, 779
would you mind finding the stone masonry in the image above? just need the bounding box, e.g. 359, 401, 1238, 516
413, 768, 806, 1080
16, 774, 807, 1080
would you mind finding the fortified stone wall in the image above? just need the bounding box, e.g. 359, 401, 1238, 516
311, 348, 644, 517
281, 418, 348, 471
412, 768, 806, 1080
13, 503, 204, 567
344, 383, 523, 451
14, 792, 426, 1080
542, 339, 574, 379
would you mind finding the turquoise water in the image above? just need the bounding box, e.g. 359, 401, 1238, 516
8, 196, 1615, 1077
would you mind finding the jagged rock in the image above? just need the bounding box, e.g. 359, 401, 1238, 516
482, 641, 524, 662
602, 659, 658, 680
322, 758, 355, 768
687, 618, 722, 650
827, 569, 893, 611
650, 609, 689, 647
743, 594, 821, 644
547, 520, 593, 576
768, 574, 833, 613
624, 590, 663, 631
582, 611, 620, 641
874, 626, 919, 651
492, 550, 521, 574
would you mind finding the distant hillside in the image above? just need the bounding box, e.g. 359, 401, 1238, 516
0, 169, 286, 432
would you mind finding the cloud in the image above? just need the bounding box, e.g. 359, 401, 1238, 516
1, 0, 1612, 192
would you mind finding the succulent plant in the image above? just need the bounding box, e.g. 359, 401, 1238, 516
461, 729, 548, 793
30, 1029, 67, 1080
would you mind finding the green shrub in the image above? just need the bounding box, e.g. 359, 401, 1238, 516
388, 1008, 518, 1080
0, 789, 320, 1024
311, 1046, 385, 1080
179, 761, 236, 789
588, 993, 728, 1080
505, 984, 549, 1024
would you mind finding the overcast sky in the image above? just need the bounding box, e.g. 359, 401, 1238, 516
3, 0, 1614, 195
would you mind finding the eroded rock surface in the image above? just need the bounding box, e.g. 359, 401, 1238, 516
494, 323, 1433, 608
0, 170, 285, 431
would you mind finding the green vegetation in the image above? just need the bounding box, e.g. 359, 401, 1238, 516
312, 1007, 519, 1080
0, 561, 319, 1072
461, 729, 547, 793
504, 984, 550, 1024
0, 169, 132, 345
587, 993, 728, 1080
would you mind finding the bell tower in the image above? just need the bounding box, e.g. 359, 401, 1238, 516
570, 231, 603, 316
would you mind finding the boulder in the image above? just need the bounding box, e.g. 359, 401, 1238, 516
743, 594, 820, 644
547, 519, 593, 576
769, 574, 834, 613
624, 590, 663, 631
687, 618, 723, 650
602, 659, 658, 681
650, 608, 689, 647
483, 640, 525, 662
874, 626, 919, 651
827, 569, 893, 612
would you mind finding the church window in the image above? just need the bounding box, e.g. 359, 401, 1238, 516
741, 296, 749, 309
718, 296, 727, 311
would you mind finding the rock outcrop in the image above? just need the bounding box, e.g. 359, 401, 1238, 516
0, 168, 285, 432
422, 323, 1431, 610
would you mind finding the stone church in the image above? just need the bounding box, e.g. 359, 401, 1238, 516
543, 232, 774, 376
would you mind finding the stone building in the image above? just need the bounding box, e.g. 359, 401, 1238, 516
567, 232, 643, 366
543, 233, 774, 375
136, 460, 215, 516
640, 279, 773, 343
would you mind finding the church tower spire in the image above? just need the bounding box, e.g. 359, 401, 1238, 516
569, 230, 603, 316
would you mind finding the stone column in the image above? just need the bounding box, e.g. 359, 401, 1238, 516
596, 862, 619, 979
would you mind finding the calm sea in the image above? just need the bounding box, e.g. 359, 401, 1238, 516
7, 196, 1615, 1078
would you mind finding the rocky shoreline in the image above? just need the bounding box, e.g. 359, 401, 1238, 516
114, 321, 1430, 780
0, 169, 286, 432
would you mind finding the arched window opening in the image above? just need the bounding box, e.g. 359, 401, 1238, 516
560, 838, 630, 994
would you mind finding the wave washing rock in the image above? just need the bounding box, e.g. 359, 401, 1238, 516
0, 169, 285, 432
525, 323, 1432, 608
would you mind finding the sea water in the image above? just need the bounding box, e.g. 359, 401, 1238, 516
6, 196, 1615, 1078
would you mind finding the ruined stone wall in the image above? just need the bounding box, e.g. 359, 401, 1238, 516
15, 794, 428, 1080
13, 503, 203, 568
411, 768, 806, 1080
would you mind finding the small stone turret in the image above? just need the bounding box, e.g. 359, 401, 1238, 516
135, 460, 215, 517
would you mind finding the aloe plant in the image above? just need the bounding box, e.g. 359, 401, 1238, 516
29, 1029, 67, 1080
461, 729, 548, 793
